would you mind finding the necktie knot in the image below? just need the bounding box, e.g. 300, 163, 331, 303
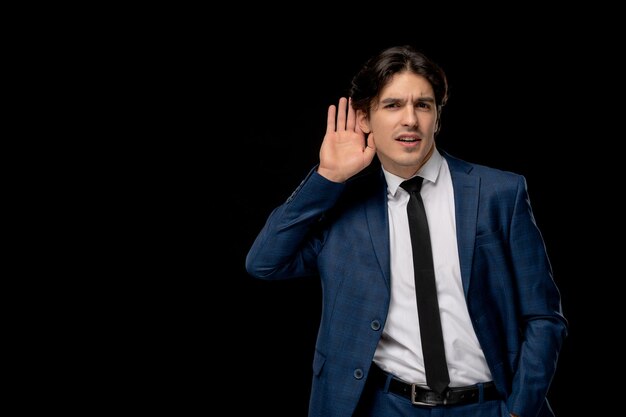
400, 176, 424, 194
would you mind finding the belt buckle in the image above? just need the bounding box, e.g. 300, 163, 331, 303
410, 384, 442, 406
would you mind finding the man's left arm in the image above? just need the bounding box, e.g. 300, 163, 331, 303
506, 175, 568, 416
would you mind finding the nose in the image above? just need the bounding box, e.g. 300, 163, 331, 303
401, 105, 418, 128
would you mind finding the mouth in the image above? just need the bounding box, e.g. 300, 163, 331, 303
396, 134, 421, 145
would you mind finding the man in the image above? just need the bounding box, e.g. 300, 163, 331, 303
246, 45, 567, 417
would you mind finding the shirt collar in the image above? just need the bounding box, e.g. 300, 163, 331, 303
383, 147, 443, 197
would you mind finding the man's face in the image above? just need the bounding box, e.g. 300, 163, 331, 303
358, 71, 438, 179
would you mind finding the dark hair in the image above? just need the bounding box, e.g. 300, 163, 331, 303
350, 45, 448, 120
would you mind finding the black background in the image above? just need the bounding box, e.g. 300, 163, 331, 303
123, 10, 620, 416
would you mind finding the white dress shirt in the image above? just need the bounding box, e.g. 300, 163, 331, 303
373, 147, 493, 387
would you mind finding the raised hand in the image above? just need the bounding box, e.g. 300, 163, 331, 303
317, 97, 376, 183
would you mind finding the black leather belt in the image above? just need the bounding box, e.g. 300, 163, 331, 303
369, 363, 500, 406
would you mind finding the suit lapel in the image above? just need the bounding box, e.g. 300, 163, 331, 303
444, 153, 479, 297
362, 155, 479, 294
365, 170, 391, 290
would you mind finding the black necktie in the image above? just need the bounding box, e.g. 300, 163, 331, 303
400, 176, 450, 394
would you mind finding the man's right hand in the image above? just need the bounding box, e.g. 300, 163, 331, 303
317, 97, 376, 183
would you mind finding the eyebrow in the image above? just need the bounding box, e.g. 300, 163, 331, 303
380, 96, 436, 105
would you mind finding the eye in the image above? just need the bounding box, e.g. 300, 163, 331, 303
384, 102, 402, 108
417, 102, 432, 110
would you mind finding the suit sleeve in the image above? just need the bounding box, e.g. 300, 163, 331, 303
506, 175, 568, 416
245, 168, 345, 280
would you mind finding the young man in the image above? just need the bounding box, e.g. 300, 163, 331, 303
246, 45, 567, 417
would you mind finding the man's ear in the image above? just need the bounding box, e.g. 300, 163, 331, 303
357, 110, 371, 134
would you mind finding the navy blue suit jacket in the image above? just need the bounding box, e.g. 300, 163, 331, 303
246, 150, 567, 417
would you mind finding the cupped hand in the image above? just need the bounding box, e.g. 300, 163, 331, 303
317, 97, 376, 183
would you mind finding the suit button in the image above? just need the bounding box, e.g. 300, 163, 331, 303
370, 320, 381, 331
353, 369, 364, 379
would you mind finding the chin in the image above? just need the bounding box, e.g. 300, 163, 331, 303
400, 155, 424, 166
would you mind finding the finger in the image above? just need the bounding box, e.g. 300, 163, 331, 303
336, 97, 347, 131
346, 97, 356, 132
326, 104, 337, 135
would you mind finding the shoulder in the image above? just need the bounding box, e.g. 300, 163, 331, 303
441, 149, 525, 186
